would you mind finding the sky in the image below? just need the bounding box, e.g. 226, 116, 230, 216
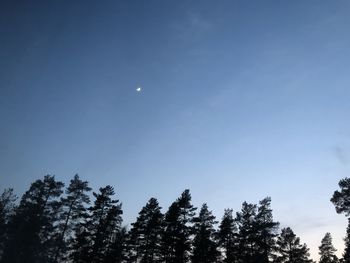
1, 0, 350, 260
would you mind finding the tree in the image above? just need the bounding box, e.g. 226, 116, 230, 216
218, 208, 239, 263
331, 178, 350, 216
0, 188, 17, 259
331, 178, 350, 263
319, 232, 338, 263
236, 202, 258, 263
191, 203, 219, 263
53, 174, 91, 262
127, 198, 164, 263
2, 175, 64, 263
71, 185, 123, 263
161, 189, 196, 263
104, 226, 128, 263
275, 227, 313, 263
342, 219, 350, 263
254, 197, 279, 263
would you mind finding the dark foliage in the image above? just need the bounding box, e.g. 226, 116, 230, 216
2, 175, 64, 263
275, 227, 314, 263
319, 232, 338, 263
127, 197, 163, 263
2, 175, 350, 263
191, 203, 219, 263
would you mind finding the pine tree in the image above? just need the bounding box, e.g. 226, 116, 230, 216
70, 222, 92, 263
161, 189, 196, 263
254, 197, 279, 263
191, 203, 219, 263
2, 175, 64, 263
72, 185, 123, 263
104, 226, 128, 263
127, 198, 164, 263
275, 227, 314, 263
331, 178, 350, 263
0, 188, 17, 260
218, 208, 239, 263
343, 219, 350, 263
160, 201, 180, 263
319, 232, 338, 263
331, 178, 350, 216
236, 202, 258, 263
53, 174, 91, 262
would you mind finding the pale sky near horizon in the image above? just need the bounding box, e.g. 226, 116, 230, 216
1, 0, 350, 260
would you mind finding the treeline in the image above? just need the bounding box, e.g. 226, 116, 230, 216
0, 175, 349, 263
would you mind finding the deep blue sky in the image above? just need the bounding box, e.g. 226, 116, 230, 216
1, 0, 350, 259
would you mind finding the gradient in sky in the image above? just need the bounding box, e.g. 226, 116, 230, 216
1, 0, 350, 260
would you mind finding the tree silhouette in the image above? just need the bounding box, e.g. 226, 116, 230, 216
319, 232, 338, 263
0, 188, 17, 259
236, 202, 258, 263
191, 203, 219, 263
218, 208, 239, 263
255, 197, 280, 263
2, 175, 64, 263
127, 197, 163, 263
331, 177, 350, 263
161, 189, 196, 263
2, 174, 349, 263
104, 226, 128, 263
275, 227, 313, 263
331, 177, 350, 216
342, 219, 350, 263
71, 185, 123, 263
90, 186, 123, 262
53, 174, 91, 262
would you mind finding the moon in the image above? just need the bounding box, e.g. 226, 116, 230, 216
136, 86, 142, 92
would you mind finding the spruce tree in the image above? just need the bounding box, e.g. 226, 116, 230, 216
2, 175, 64, 263
191, 203, 219, 263
319, 232, 338, 263
218, 208, 239, 263
275, 227, 313, 263
127, 198, 163, 263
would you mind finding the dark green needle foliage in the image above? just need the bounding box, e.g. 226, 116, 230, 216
319, 232, 338, 263
218, 208, 239, 263
191, 203, 219, 263
161, 189, 196, 263
275, 227, 314, 263
2, 175, 64, 263
127, 197, 164, 263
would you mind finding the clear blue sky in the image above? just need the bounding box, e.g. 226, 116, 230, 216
1, 0, 350, 259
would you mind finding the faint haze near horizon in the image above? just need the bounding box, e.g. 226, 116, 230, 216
1, 0, 350, 260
